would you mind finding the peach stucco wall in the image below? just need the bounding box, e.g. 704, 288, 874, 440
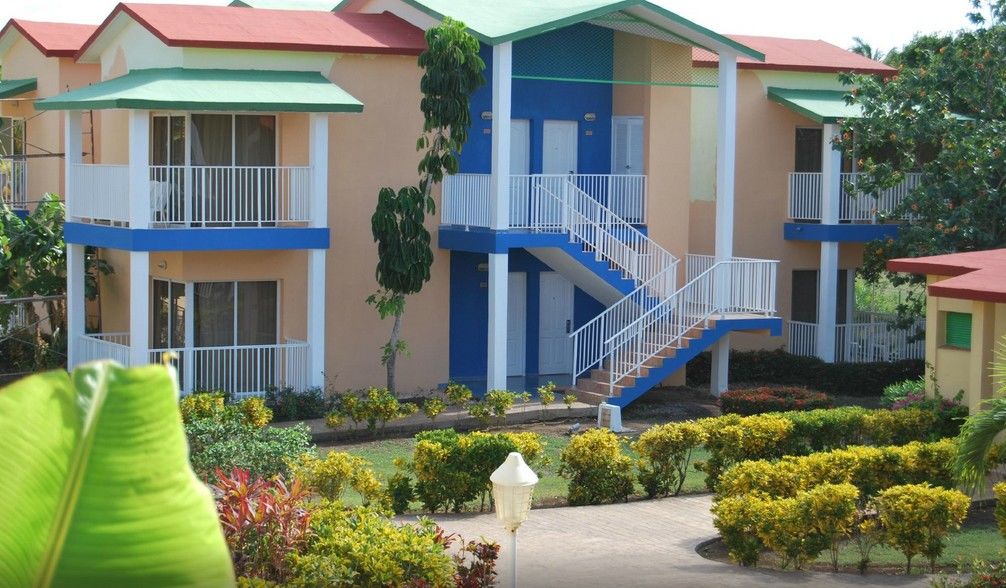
688, 69, 866, 352
0, 35, 99, 208
96, 49, 448, 393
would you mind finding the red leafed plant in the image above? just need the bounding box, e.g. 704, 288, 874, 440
212, 468, 312, 583
719, 386, 832, 416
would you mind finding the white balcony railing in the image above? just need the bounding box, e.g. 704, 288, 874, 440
74, 334, 309, 399
68, 164, 131, 223
0, 158, 27, 210
788, 172, 923, 222
442, 173, 647, 228
153, 340, 310, 399
69, 164, 312, 227
787, 315, 926, 363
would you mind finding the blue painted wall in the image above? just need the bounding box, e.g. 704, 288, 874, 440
460, 24, 614, 176
449, 249, 606, 380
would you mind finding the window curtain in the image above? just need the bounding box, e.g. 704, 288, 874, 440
235, 116, 276, 166
190, 115, 232, 166
237, 282, 278, 345
151, 280, 170, 349
194, 282, 235, 347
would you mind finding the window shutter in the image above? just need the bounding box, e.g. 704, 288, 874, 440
945, 312, 972, 349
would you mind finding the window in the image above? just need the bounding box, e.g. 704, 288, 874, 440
152, 279, 186, 349
945, 312, 972, 349
194, 281, 278, 347
790, 269, 849, 324
794, 128, 822, 173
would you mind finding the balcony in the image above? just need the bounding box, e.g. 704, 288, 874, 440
68, 163, 312, 227
0, 157, 26, 211
788, 172, 922, 223
787, 312, 925, 363
75, 333, 310, 399
442, 173, 647, 229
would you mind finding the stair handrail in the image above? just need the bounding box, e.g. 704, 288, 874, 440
601, 258, 779, 396
603, 261, 723, 396
570, 262, 679, 380
560, 179, 676, 285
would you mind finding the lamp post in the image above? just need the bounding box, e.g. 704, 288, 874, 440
491, 452, 539, 588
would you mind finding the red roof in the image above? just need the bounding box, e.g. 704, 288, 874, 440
80, 3, 427, 59
693, 35, 896, 76
0, 19, 97, 57
888, 249, 1006, 304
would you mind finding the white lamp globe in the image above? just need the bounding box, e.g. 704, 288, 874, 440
490, 452, 539, 532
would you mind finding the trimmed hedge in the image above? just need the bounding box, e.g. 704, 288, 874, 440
686, 349, 924, 397
720, 387, 832, 415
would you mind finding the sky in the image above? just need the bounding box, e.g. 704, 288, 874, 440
0, 0, 980, 55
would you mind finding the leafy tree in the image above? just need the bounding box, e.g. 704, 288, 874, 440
369, 18, 484, 394
0, 195, 111, 367
837, 0, 1006, 319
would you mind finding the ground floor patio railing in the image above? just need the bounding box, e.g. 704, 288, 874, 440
787, 315, 926, 363
75, 334, 309, 398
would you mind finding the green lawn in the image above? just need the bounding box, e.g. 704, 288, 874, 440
324, 434, 711, 511
822, 524, 1005, 572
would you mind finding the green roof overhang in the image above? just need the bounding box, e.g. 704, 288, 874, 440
768, 87, 860, 124
34, 68, 363, 113
0, 78, 38, 99
384, 0, 764, 61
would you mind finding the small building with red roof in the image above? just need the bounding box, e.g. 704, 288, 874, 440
0, 19, 100, 213
888, 250, 1006, 409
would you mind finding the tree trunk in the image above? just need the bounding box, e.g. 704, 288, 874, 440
387, 309, 403, 395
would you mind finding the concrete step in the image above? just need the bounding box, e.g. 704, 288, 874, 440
589, 369, 640, 388
576, 377, 625, 397
572, 387, 609, 406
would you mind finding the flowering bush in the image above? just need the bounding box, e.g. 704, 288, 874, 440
186, 416, 313, 480
719, 386, 832, 416
994, 482, 1006, 540
559, 428, 635, 506
423, 397, 447, 421
335, 387, 417, 434
445, 381, 473, 407
696, 413, 794, 489
265, 386, 330, 422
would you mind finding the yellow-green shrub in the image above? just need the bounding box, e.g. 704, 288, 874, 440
862, 407, 936, 445
696, 414, 794, 490
288, 452, 385, 506
716, 441, 956, 502
995, 482, 1006, 539
711, 494, 764, 567
288, 502, 455, 587
633, 422, 707, 498
180, 391, 225, 423
875, 483, 970, 574
406, 429, 545, 513
559, 428, 634, 506
238, 397, 273, 428
713, 483, 859, 570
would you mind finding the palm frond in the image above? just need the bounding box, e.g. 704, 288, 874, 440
954, 396, 1006, 491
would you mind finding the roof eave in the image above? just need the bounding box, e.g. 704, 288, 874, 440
36, 98, 364, 112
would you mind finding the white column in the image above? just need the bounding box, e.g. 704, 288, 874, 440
711, 52, 738, 396
710, 336, 730, 396
816, 123, 842, 363
490, 42, 512, 230
64, 111, 82, 216
129, 251, 150, 367
183, 282, 195, 393
128, 110, 150, 229
486, 43, 512, 390
487, 253, 508, 390
307, 113, 329, 387
66, 244, 85, 368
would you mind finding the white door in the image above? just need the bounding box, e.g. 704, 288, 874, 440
507, 272, 527, 377
538, 272, 574, 375
510, 119, 531, 226
543, 120, 578, 175
612, 116, 644, 175
611, 116, 645, 221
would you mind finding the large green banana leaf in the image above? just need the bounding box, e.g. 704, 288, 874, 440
0, 361, 235, 587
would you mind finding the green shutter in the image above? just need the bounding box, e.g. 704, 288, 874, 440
945, 312, 972, 349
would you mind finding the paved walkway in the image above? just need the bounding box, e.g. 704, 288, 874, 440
412, 494, 931, 588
